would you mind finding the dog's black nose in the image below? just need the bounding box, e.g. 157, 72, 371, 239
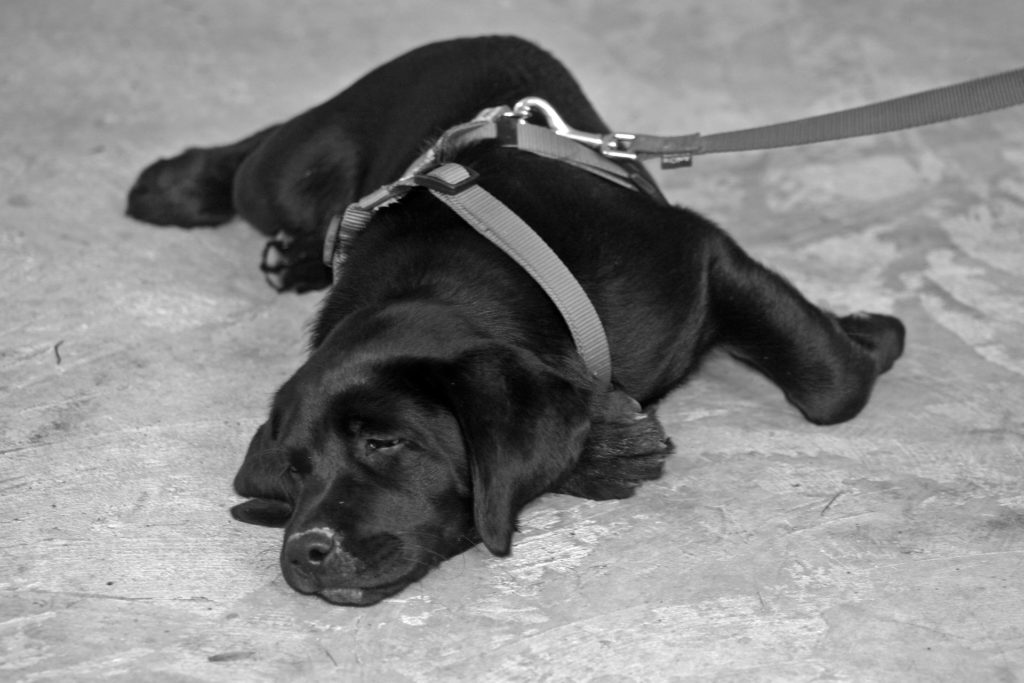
284, 529, 335, 568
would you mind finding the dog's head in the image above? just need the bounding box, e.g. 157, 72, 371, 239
231, 302, 592, 605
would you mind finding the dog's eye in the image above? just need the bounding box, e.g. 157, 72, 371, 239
286, 453, 310, 477
365, 438, 405, 452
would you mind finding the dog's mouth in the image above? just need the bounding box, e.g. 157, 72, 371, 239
318, 580, 410, 606
281, 542, 431, 606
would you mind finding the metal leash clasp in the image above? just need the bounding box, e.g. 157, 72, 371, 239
509, 96, 605, 147
506, 96, 638, 161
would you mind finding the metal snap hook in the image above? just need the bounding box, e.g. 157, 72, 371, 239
509, 96, 605, 148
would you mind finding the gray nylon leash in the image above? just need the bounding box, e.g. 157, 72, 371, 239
604, 67, 1024, 167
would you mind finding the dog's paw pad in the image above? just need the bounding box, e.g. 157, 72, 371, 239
556, 412, 674, 501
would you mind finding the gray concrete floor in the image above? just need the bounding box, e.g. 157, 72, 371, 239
3, 0, 1024, 680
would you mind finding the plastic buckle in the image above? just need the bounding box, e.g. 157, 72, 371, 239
411, 167, 480, 194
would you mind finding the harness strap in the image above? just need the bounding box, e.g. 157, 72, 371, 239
496, 119, 667, 202
402, 108, 668, 202
323, 113, 644, 273
425, 164, 612, 384
320, 109, 677, 385
324, 161, 614, 385
607, 67, 1024, 167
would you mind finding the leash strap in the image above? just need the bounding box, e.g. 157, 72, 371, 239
609, 67, 1024, 167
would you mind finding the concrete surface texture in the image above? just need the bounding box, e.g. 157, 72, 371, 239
2, 0, 1023, 680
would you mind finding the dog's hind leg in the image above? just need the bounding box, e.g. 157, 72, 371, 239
708, 233, 905, 425
126, 125, 279, 228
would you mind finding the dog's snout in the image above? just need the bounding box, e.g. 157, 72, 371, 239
284, 528, 336, 569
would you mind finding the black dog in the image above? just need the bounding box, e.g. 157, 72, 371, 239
127, 36, 905, 606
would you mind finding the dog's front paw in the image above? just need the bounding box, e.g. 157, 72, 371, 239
260, 234, 333, 293
556, 391, 673, 500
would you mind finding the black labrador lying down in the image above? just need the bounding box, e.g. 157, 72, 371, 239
127, 36, 905, 606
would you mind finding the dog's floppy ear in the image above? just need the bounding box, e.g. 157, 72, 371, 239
444, 346, 592, 556
230, 421, 294, 527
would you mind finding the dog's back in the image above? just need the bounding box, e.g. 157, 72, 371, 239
127, 36, 634, 292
